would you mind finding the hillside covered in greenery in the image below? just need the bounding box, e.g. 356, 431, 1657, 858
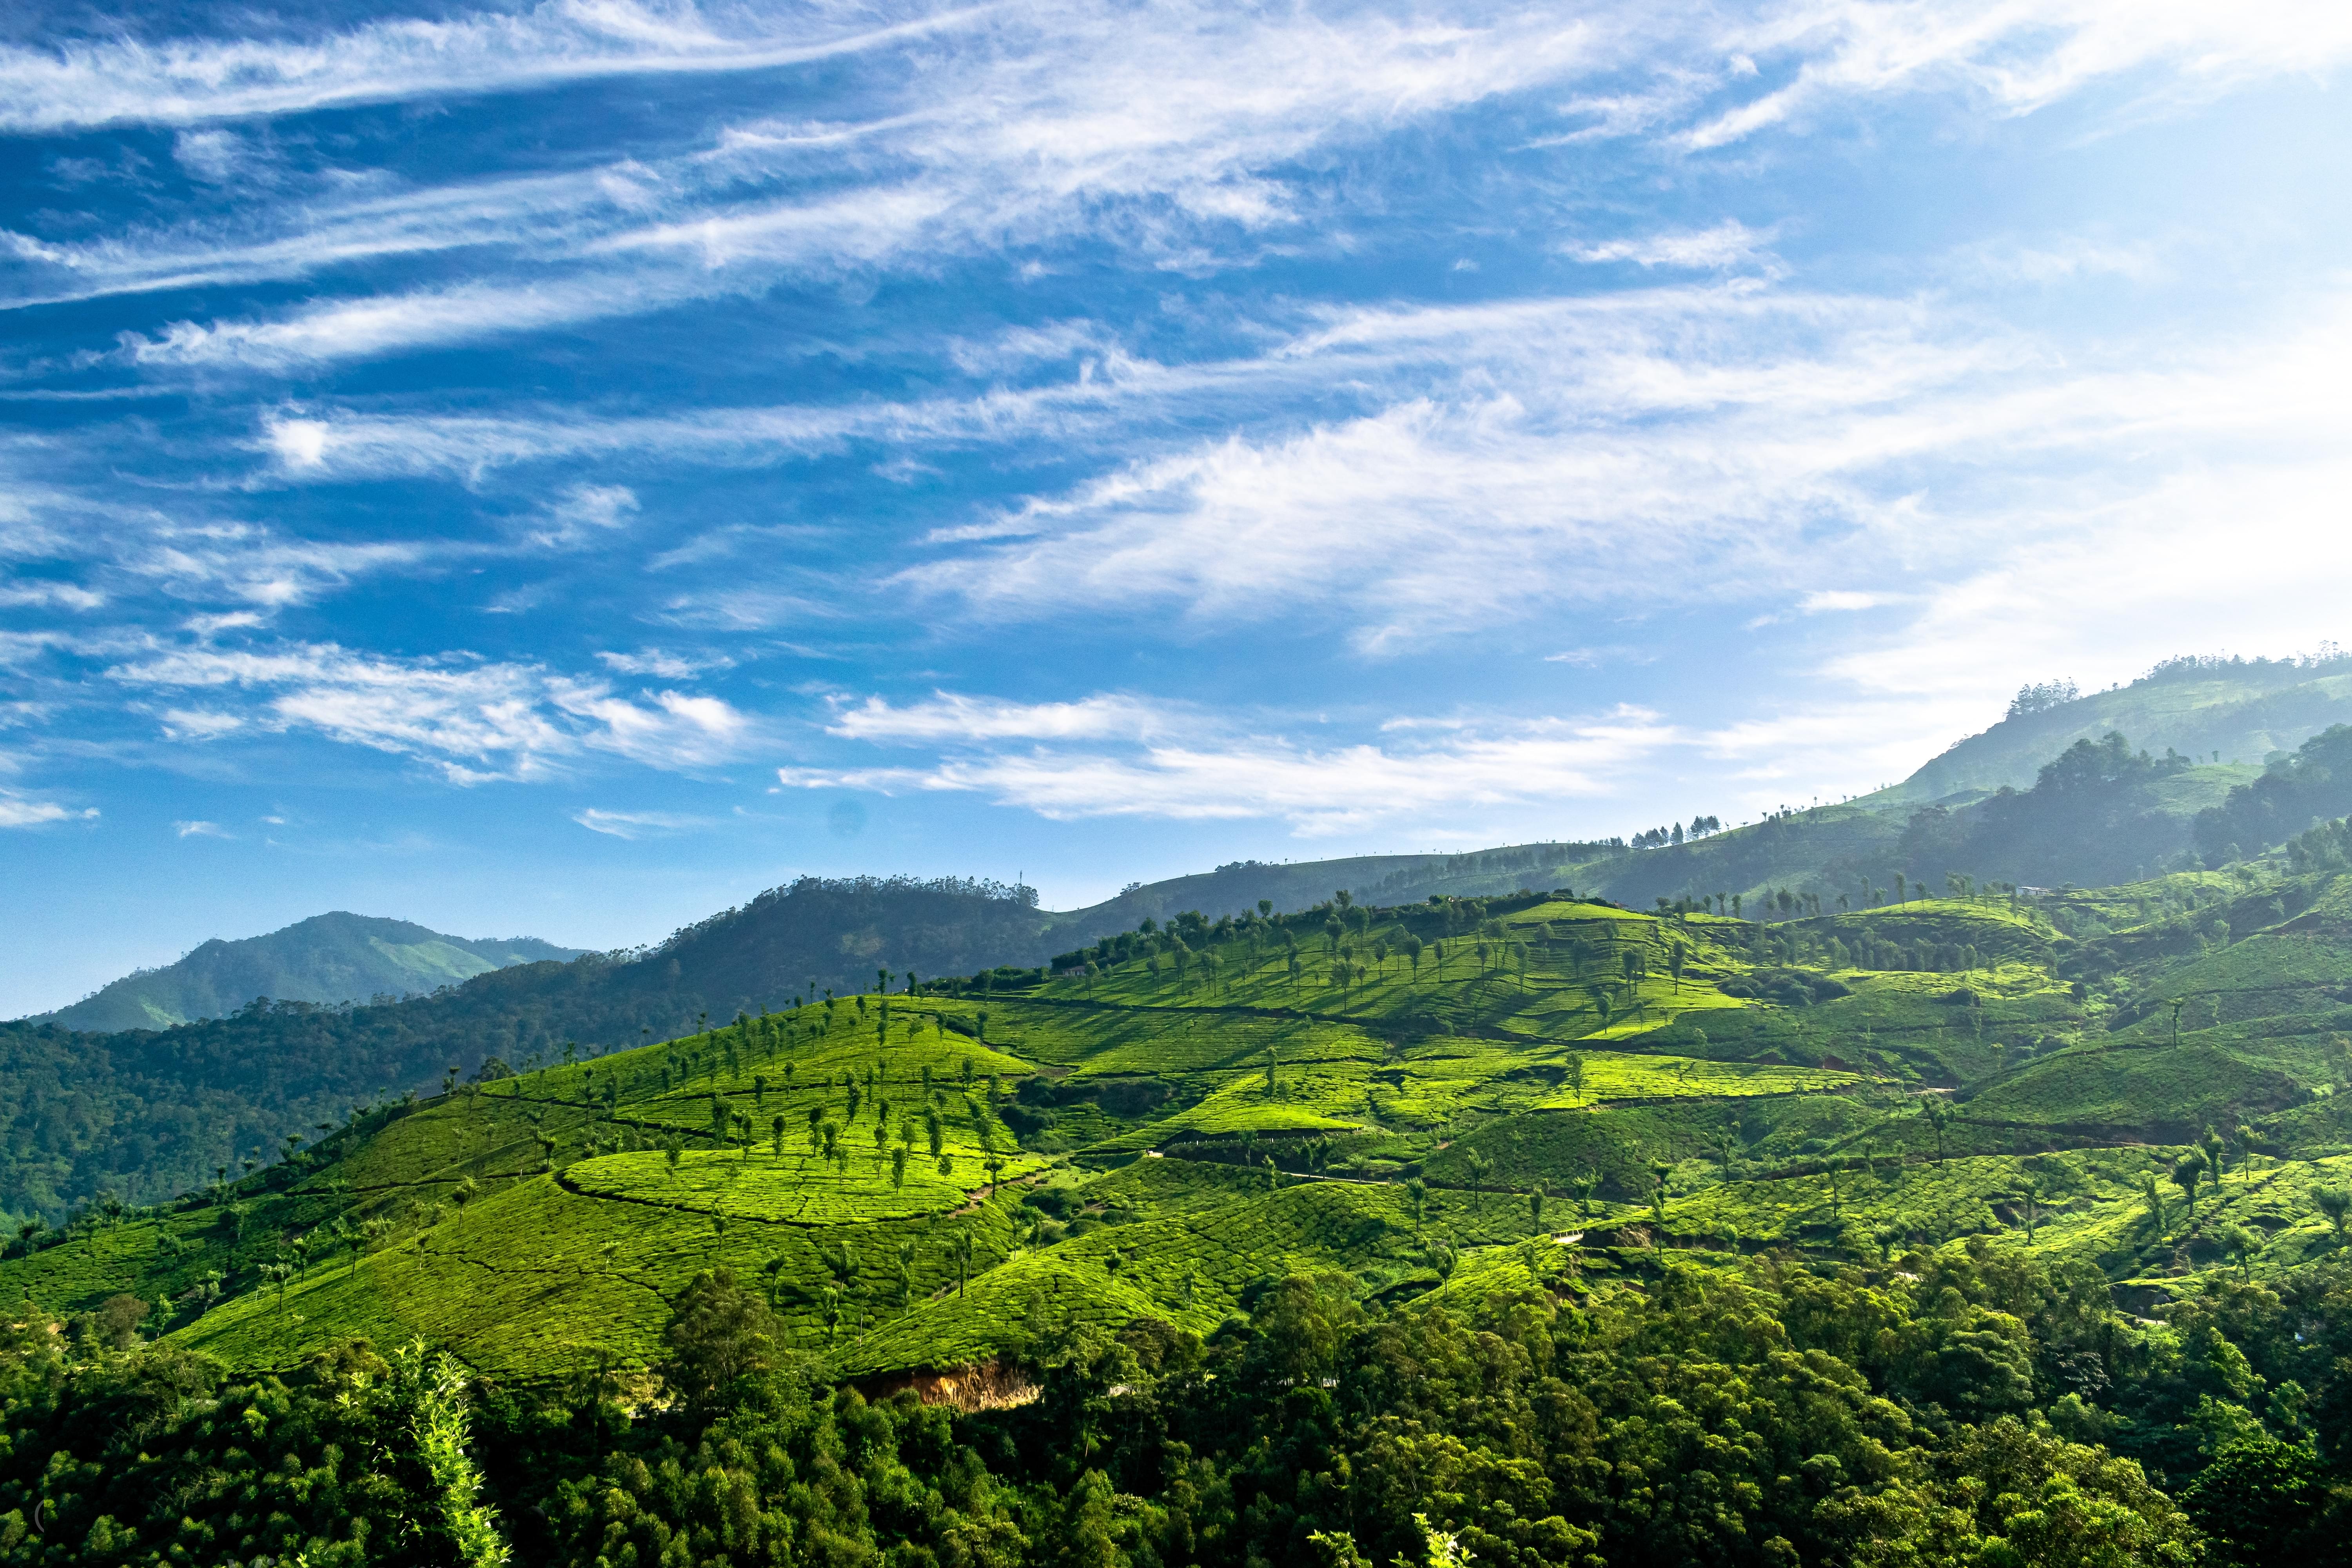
13, 824, 2352, 1563
1895, 652, 2352, 803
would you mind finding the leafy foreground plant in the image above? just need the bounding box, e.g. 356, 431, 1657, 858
0, 1318, 507, 1566
16, 1245, 2352, 1568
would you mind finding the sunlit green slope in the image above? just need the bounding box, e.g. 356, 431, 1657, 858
11, 850, 2352, 1387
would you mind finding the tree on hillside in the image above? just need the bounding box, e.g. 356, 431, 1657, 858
2135, 1171, 2169, 1237
952, 1230, 975, 1296
2313, 1185, 2350, 1244
1921, 1100, 1952, 1164
662, 1269, 777, 1411
2016, 1178, 2046, 1242
2172, 1152, 2206, 1218
1465, 1150, 1491, 1210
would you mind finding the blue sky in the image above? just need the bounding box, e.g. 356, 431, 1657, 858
5, 0, 2352, 1015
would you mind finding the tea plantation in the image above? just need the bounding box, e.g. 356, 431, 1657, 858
12, 857, 2352, 1396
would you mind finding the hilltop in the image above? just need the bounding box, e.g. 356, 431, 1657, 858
1893, 652, 2352, 802
42, 912, 584, 1033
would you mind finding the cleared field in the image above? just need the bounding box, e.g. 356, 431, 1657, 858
564, 1147, 1050, 1223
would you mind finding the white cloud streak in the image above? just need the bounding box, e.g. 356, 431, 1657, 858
23, 3, 1618, 363
107, 640, 753, 782
783, 695, 1674, 834
572, 806, 710, 838
1567, 220, 1777, 270
0, 0, 990, 132
0, 789, 96, 828
9, 0, 2337, 354
891, 283, 2352, 648
1685, 0, 2352, 151
826, 691, 1170, 743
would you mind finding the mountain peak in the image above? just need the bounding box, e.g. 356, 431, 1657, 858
38, 913, 583, 1032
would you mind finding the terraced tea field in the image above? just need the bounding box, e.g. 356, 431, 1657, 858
12, 863, 2352, 1387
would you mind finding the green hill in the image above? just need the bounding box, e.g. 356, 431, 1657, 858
42, 912, 584, 1033
15, 842, 2352, 1565
17, 846, 2352, 1377
1895, 653, 2352, 802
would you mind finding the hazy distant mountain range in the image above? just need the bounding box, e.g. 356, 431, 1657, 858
34, 652, 2352, 1034
40, 913, 584, 1033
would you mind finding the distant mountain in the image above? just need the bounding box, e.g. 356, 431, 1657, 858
1043, 844, 1600, 936
1889, 653, 2352, 804
40, 912, 584, 1033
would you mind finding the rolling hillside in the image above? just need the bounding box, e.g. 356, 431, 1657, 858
43, 912, 584, 1033
15, 842, 2352, 1382
13, 837, 2352, 1567
17, 684, 2352, 1229
1895, 652, 2352, 802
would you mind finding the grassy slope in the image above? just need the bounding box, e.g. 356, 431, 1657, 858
13, 862, 2352, 1385
1891, 660, 2352, 802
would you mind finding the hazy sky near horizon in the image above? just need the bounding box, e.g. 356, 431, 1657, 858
5, 0, 2352, 1014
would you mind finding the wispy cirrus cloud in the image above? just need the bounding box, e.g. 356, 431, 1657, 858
0, 0, 988, 132
106, 640, 753, 782
894, 281, 2352, 650
241, 271, 2352, 673
0, 788, 96, 828
597, 647, 730, 679
35, 4, 1617, 367
782, 693, 1675, 834
1682, 0, 2352, 151
1566, 219, 1778, 270
18, 0, 2347, 379
824, 690, 1170, 743
571, 806, 711, 838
